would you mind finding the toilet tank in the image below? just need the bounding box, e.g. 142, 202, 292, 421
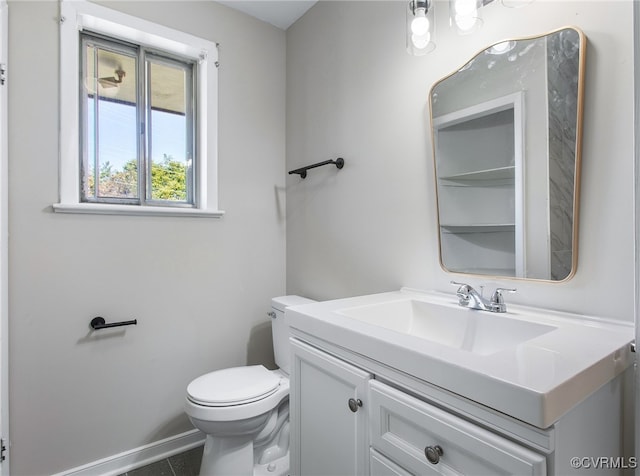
271, 295, 316, 375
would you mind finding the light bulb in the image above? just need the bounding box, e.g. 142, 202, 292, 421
98, 84, 119, 98
411, 8, 430, 36
492, 42, 511, 53
454, 0, 476, 16
411, 32, 431, 50
487, 41, 516, 55
455, 13, 478, 32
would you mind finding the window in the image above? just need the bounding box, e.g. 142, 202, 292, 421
81, 33, 196, 206
56, 1, 223, 217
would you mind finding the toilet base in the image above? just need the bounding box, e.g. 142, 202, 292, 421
198, 435, 290, 476
200, 434, 254, 476
255, 452, 289, 476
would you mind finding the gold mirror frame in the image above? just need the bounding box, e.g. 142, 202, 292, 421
429, 27, 586, 282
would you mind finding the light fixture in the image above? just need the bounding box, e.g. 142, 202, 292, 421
95, 68, 125, 99
406, 0, 535, 56
407, 0, 435, 56
450, 0, 483, 35
98, 68, 125, 89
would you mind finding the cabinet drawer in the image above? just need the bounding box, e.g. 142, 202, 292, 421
369, 380, 546, 476
370, 449, 412, 476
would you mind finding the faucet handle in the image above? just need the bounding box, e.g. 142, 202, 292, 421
450, 280, 470, 290
450, 281, 472, 305
490, 287, 516, 312
450, 280, 472, 294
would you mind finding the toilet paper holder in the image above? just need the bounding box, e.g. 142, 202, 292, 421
90, 316, 137, 330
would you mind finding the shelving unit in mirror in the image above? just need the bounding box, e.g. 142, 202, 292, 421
433, 93, 524, 278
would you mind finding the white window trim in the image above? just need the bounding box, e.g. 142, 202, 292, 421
55, 0, 224, 218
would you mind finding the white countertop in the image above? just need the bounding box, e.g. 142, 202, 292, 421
286, 288, 634, 429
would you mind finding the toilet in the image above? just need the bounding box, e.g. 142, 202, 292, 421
184, 295, 315, 476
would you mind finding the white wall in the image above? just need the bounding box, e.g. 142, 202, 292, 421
286, 0, 635, 323
8, 1, 286, 474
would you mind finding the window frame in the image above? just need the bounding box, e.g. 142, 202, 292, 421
79, 32, 198, 207
55, 0, 223, 218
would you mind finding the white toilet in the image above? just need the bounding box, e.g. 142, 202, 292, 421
185, 295, 315, 476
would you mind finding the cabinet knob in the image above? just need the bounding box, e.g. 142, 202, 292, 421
425, 445, 443, 464
347, 398, 363, 413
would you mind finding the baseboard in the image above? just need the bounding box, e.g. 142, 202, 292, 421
52, 429, 205, 476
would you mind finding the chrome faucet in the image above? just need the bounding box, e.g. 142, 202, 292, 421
451, 281, 516, 313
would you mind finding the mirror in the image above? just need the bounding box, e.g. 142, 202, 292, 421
429, 27, 585, 281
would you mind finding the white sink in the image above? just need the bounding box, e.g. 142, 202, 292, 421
286, 288, 634, 428
338, 299, 556, 356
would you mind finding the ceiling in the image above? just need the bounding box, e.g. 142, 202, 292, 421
215, 0, 317, 30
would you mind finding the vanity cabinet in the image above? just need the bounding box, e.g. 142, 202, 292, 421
290, 333, 628, 476
289, 339, 372, 476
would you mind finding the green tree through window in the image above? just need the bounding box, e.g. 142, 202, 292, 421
152, 154, 187, 201
88, 155, 186, 200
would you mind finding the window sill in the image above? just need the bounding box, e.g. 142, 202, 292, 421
52, 203, 225, 218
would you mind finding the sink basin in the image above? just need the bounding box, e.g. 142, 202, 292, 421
287, 288, 635, 428
338, 299, 557, 356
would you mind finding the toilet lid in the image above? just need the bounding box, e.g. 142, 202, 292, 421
187, 365, 281, 406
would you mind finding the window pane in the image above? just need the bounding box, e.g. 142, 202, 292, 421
83, 45, 97, 199
82, 41, 138, 200
147, 59, 192, 202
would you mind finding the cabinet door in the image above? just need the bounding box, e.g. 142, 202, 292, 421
290, 339, 371, 476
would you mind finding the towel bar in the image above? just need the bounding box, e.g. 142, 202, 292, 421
288, 158, 344, 179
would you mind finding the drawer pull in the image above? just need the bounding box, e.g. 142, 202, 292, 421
348, 398, 363, 412
425, 445, 443, 465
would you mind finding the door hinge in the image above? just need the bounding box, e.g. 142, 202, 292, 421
0, 64, 6, 86
1, 438, 7, 462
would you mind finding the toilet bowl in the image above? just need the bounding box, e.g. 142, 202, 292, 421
184, 295, 315, 476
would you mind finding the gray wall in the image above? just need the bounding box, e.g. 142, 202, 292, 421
286, 1, 635, 322
8, 1, 286, 474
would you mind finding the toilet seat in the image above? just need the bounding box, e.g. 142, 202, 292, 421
187, 365, 280, 406
185, 367, 290, 422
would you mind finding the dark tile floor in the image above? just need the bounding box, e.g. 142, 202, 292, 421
119, 445, 203, 476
